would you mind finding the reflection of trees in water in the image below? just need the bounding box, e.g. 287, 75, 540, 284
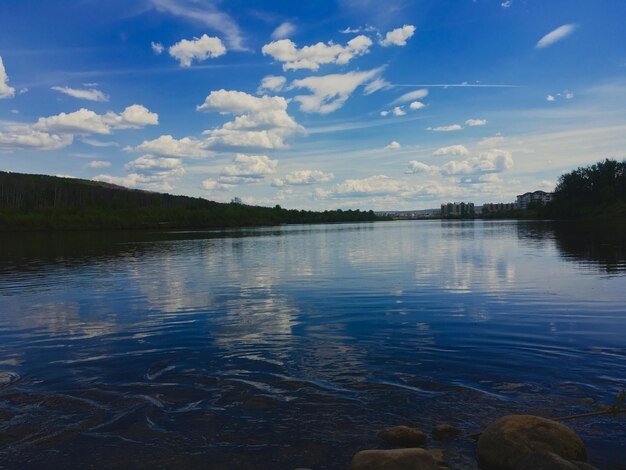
517, 221, 626, 273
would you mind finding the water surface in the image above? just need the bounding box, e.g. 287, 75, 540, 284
0, 220, 625, 469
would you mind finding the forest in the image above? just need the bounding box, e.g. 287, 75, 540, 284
543, 158, 626, 218
0, 172, 384, 231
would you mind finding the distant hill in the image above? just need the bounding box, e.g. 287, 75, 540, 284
0, 172, 382, 231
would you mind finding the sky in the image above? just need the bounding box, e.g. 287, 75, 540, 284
1, 0, 625, 210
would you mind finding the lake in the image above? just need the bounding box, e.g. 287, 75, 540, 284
0, 220, 625, 469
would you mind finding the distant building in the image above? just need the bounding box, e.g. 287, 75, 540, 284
482, 202, 517, 214
440, 202, 475, 218
516, 191, 553, 209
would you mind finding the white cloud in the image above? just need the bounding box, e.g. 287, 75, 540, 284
272, 169, 334, 187
429, 124, 463, 132
151, 41, 165, 54
169, 34, 226, 67
385, 141, 401, 150
441, 149, 513, 176
93, 172, 176, 192
333, 175, 409, 197
258, 75, 287, 93
86, 160, 111, 169
340, 26, 378, 34
546, 91, 575, 102
0, 56, 16, 99
208, 154, 278, 187
0, 128, 73, 151
95, 153, 185, 192
262, 35, 372, 71
501, 1, 513, 8
130, 135, 212, 158
536, 24, 578, 49
124, 154, 183, 171
51, 86, 109, 102
290, 68, 383, 114
198, 89, 304, 149
380, 111, 389, 117
465, 118, 487, 127
148, 0, 245, 51
410, 101, 425, 110
433, 144, 470, 156
82, 138, 120, 148
380, 25, 416, 47
271, 22, 296, 40
34, 105, 158, 135
408, 161, 438, 174
392, 88, 428, 105
363, 77, 391, 95
392, 106, 406, 116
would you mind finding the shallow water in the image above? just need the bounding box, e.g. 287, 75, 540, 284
0, 220, 625, 469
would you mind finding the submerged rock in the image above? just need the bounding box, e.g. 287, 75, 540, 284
378, 425, 427, 447
477, 415, 587, 470
516, 451, 598, 470
432, 424, 461, 441
351, 448, 441, 470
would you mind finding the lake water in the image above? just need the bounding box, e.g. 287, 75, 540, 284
0, 220, 625, 469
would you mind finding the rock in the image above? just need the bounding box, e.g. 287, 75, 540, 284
378, 425, 427, 447
432, 424, 461, 441
516, 451, 598, 470
351, 448, 440, 470
477, 415, 587, 470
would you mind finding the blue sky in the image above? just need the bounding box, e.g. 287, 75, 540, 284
1, 0, 625, 210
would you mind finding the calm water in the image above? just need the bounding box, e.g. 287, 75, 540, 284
0, 220, 625, 469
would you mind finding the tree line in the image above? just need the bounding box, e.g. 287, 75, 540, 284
0, 172, 384, 231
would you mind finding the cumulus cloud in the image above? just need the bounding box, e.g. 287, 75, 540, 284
385, 141, 401, 150
501, 0, 513, 8
380, 25, 416, 47
391, 88, 428, 104
95, 153, 185, 192
197, 89, 304, 149
272, 169, 334, 187
0, 105, 157, 152
289, 67, 383, 114
124, 154, 183, 172
0, 56, 16, 99
205, 154, 278, 188
93, 172, 176, 192
169, 34, 226, 67
0, 128, 73, 151
441, 149, 513, 176
151, 41, 165, 54
262, 35, 372, 71
130, 134, 212, 158
433, 144, 470, 156
536, 24, 578, 49
410, 101, 425, 110
408, 161, 438, 174
51, 86, 109, 102
333, 175, 409, 197
429, 124, 463, 132
392, 106, 406, 116
271, 22, 296, 40
34, 105, 158, 135
86, 160, 111, 169
465, 118, 487, 127
258, 75, 287, 93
